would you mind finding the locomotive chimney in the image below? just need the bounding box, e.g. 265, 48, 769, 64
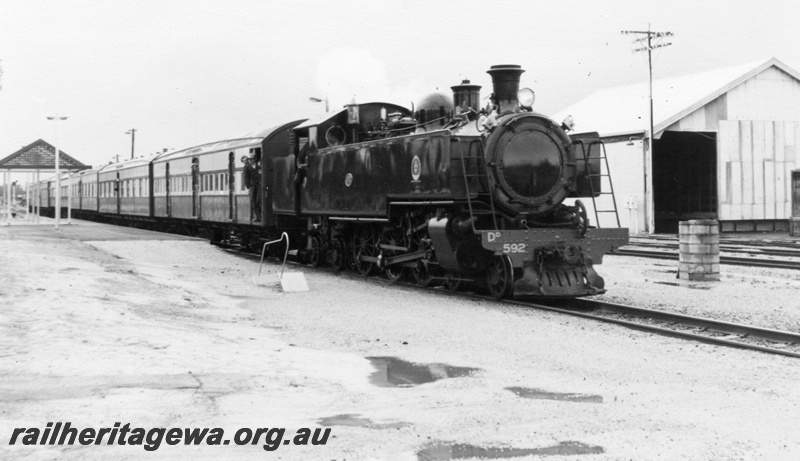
451, 79, 481, 114
487, 64, 525, 113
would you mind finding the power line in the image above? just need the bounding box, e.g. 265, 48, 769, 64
621, 26, 673, 234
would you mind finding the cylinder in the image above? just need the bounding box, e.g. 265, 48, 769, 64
678, 219, 720, 281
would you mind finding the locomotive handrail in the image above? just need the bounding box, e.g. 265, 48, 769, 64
453, 138, 498, 231
583, 139, 621, 228
258, 232, 290, 280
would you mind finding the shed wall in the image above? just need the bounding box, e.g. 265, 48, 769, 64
718, 120, 800, 221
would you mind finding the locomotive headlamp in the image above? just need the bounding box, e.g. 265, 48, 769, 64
517, 88, 535, 109
561, 115, 576, 132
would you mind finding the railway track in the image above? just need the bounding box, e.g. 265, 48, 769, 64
611, 246, 800, 270
629, 239, 800, 258
521, 298, 800, 359
214, 242, 800, 360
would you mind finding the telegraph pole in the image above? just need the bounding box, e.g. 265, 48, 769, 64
621, 25, 672, 234
126, 128, 137, 159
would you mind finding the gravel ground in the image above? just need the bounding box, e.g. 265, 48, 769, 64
596, 254, 800, 332
2, 221, 800, 460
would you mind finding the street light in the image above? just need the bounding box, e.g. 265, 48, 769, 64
46, 115, 69, 230
309, 96, 329, 113
126, 128, 137, 159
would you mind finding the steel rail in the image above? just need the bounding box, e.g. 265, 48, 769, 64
501, 297, 800, 359
611, 248, 800, 270
628, 240, 800, 258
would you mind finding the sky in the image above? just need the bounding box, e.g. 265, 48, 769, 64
1, 0, 799, 182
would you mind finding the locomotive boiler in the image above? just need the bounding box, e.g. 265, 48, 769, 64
270, 64, 629, 298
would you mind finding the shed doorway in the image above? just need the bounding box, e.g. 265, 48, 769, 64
652, 131, 718, 233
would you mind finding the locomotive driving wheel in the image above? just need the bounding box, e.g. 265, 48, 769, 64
443, 272, 462, 292
381, 228, 407, 283
329, 236, 347, 272
409, 233, 434, 287
308, 236, 323, 267
352, 227, 377, 276
486, 255, 514, 299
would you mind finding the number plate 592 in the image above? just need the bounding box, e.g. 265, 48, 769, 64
502, 243, 527, 254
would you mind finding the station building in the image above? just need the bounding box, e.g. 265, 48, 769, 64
555, 57, 800, 234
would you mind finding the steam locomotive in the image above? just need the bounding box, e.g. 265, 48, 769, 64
40, 64, 628, 299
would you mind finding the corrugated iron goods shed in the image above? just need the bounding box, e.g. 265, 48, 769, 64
555, 57, 800, 234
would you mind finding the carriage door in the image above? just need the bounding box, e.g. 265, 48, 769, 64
792, 171, 800, 218
165, 163, 171, 217
78, 180, 83, 210
115, 172, 121, 214
191, 158, 200, 218
228, 152, 235, 221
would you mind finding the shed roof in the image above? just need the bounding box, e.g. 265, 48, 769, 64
0, 139, 90, 170
553, 57, 800, 138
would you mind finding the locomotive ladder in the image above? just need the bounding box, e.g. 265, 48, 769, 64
454, 139, 499, 230
582, 140, 621, 228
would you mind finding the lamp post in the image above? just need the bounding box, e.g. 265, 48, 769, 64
46, 115, 69, 229
126, 128, 137, 159
309, 96, 329, 113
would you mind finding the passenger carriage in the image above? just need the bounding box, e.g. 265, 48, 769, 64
151, 121, 303, 227
76, 168, 99, 212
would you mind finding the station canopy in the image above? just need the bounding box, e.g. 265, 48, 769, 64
0, 139, 90, 171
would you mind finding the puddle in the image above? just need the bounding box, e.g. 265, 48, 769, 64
506, 387, 603, 403
417, 441, 604, 460
653, 281, 713, 290
317, 413, 408, 429
367, 357, 479, 387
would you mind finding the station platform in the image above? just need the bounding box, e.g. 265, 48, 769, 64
0, 217, 202, 242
